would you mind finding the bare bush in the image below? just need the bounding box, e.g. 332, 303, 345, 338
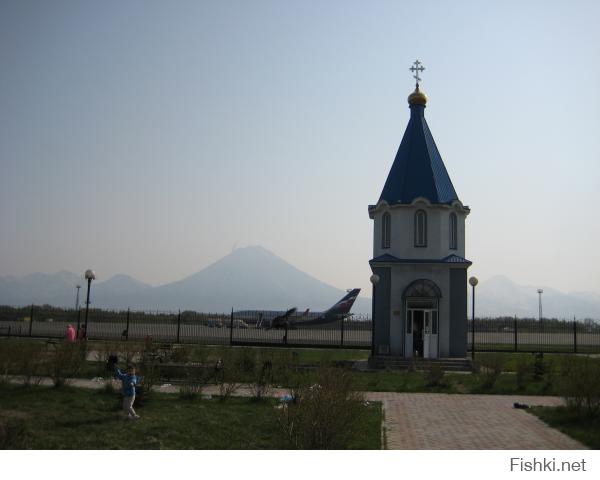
424, 363, 445, 387
49, 342, 86, 387
137, 339, 161, 399
277, 367, 367, 449
16, 343, 45, 386
0, 342, 17, 385
248, 351, 274, 401
171, 344, 194, 364
214, 348, 244, 400
542, 358, 556, 394
179, 349, 210, 400
478, 354, 504, 390
515, 356, 530, 391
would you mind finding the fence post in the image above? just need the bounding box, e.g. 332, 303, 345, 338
514, 316, 517, 352
75, 308, 81, 339
125, 308, 130, 341
284, 323, 288, 345
573, 320, 577, 353
229, 308, 234, 345
29, 304, 34, 337
176, 309, 181, 344
340, 315, 345, 347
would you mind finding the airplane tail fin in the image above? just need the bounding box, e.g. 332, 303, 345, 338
303, 308, 310, 316
326, 288, 361, 316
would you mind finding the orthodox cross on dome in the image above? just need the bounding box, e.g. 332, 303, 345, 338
409, 59, 425, 86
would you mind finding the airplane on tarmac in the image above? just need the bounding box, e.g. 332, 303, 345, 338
233, 288, 361, 329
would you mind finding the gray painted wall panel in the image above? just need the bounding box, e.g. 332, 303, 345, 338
449, 268, 467, 357
372, 267, 391, 354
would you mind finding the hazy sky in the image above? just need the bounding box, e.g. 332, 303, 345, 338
1, 0, 599, 297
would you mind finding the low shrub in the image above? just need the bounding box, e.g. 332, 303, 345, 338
424, 363, 445, 388
179, 375, 205, 400
170, 345, 194, 364
558, 356, 600, 415
533, 352, 545, 381
15, 342, 45, 386
515, 356, 530, 391
0, 341, 17, 385
49, 342, 86, 387
478, 354, 504, 390
277, 367, 367, 449
215, 348, 244, 400
248, 351, 274, 401
542, 358, 556, 394
179, 350, 211, 400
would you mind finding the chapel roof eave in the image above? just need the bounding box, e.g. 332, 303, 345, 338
368, 198, 470, 218
369, 253, 472, 266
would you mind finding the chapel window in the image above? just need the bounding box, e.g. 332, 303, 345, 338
382, 212, 391, 249
449, 212, 457, 250
414, 210, 427, 247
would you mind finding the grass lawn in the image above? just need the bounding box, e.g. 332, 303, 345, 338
474, 352, 568, 372
530, 406, 600, 449
0, 384, 382, 449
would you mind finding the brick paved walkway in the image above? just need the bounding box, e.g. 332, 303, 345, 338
366, 392, 585, 449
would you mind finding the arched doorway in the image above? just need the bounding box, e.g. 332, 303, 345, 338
403, 279, 441, 358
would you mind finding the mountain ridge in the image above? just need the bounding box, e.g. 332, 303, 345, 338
1, 248, 599, 319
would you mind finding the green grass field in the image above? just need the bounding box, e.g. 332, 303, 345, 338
530, 406, 600, 449
0, 384, 382, 449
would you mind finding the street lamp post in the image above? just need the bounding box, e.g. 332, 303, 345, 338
537, 289, 543, 326
83, 270, 96, 339
370, 274, 380, 358
469, 276, 478, 361
75, 285, 81, 309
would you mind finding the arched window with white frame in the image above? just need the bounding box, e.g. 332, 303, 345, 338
414, 210, 427, 247
449, 212, 457, 250
382, 212, 391, 249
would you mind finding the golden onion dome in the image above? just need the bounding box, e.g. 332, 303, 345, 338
408, 85, 427, 106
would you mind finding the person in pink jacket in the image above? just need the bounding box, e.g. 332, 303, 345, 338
65, 324, 76, 343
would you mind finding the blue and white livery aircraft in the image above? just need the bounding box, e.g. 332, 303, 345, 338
234, 288, 361, 329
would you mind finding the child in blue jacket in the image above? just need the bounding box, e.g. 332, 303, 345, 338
115, 365, 140, 420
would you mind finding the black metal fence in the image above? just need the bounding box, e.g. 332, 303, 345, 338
2, 305, 599, 354
468, 317, 600, 354
0, 305, 372, 349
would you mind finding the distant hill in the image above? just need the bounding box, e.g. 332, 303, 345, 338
2, 249, 599, 319
0, 246, 371, 314
474, 275, 600, 320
